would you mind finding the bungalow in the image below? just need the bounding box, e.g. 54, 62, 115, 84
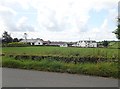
20, 39, 68, 47
76, 40, 97, 47
49, 42, 68, 47
20, 38, 44, 45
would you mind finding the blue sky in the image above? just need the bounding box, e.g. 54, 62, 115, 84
88, 8, 116, 31
88, 9, 108, 28
0, 0, 118, 41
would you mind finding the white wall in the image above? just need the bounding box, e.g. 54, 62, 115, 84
34, 40, 43, 45
30, 43, 33, 45
80, 41, 86, 47
77, 41, 86, 47
92, 43, 97, 47
60, 44, 68, 47
76, 41, 97, 48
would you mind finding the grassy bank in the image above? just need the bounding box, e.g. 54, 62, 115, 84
108, 41, 120, 49
2, 56, 119, 78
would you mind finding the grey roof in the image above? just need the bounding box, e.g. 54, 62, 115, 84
20, 39, 44, 43
49, 42, 67, 45
43, 41, 51, 44
78, 40, 96, 43
67, 42, 77, 45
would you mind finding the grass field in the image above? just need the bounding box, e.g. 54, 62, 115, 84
108, 41, 120, 49
1, 46, 119, 78
2, 46, 119, 59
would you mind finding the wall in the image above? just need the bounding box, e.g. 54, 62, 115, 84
60, 44, 68, 47
34, 40, 43, 45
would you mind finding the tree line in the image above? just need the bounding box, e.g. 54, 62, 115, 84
2, 31, 23, 44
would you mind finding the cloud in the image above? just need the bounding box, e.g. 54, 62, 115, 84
16, 16, 35, 32
0, 5, 17, 37
0, 17, 7, 38
31, 0, 118, 33
0, 0, 118, 41
0, 4, 35, 35
0, 0, 31, 10
90, 19, 117, 41
101, 19, 108, 29
90, 0, 118, 11
34, 0, 91, 32
0, 5, 16, 15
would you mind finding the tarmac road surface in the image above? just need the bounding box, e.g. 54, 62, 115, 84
2, 68, 118, 87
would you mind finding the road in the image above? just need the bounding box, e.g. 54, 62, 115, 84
2, 68, 118, 87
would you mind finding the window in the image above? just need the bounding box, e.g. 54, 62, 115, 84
32, 43, 34, 45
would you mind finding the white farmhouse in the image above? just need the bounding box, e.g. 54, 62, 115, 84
20, 38, 44, 45
76, 40, 97, 47
20, 38, 68, 47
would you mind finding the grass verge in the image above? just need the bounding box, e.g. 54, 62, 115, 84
2, 56, 119, 78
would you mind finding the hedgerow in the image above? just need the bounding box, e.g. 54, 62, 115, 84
2, 56, 119, 78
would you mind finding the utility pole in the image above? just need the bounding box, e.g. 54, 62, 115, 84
24, 33, 27, 43
89, 37, 91, 47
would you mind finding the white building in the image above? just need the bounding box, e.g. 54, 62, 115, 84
60, 43, 68, 47
20, 39, 68, 47
76, 40, 97, 47
20, 38, 44, 45
49, 42, 68, 47
20, 38, 97, 48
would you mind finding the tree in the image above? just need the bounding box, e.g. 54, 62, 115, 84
2, 31, 13, 43
19, 38, 23, 42
113, 17, 120, 40
103, 40, 108, 47
13, 38, 19, 42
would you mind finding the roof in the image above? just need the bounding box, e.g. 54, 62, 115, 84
78, 40, 96, 43
67, 42, 77, 45
20, 39, 44, 43
43, 41, 51, 44
49, 42, 67, 45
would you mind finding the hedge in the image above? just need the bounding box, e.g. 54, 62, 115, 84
5, 54, 118, 63
3, 42, 30, 47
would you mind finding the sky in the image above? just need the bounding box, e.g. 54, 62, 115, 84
0, 0, 119, 42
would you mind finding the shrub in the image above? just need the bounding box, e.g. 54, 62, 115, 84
7, 42, 30, 47
2, 57, 24, 68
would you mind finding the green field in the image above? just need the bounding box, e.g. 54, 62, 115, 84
1, 46, 119, 78
2, 46, 119, 59
108, 41, 120, 49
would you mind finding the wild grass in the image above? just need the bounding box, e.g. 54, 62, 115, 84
2, 46, 119, 78
2, 56, 119, 78
2, 46, 119, 60
108, 41, 120, 49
